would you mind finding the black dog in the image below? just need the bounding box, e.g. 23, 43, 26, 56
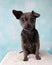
12, 10, 41, 61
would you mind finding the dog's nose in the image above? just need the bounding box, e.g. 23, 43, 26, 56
25, 24, 31, 29
27, 24, 30, 28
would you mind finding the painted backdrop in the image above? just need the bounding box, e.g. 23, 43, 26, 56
0, 0, 52, 62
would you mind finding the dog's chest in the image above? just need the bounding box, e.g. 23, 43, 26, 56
27, 33, 35, 43
21, 29, 38, 44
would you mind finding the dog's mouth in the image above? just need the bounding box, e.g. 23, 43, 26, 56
24, 25, 34, 31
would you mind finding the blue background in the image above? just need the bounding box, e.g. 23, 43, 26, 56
0, 0, 52, 62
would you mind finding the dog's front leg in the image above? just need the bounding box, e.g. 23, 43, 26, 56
23, 50, 28, 61
35, 43, 41, 60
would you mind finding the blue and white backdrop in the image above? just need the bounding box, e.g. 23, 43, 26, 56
0, 0, 52, 62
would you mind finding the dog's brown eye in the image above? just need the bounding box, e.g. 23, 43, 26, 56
25, 17, 28, 21
31, 19, 34, 22
31, 18, 34, 22
21, 18, 24, 21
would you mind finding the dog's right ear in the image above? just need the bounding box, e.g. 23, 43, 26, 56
32, 11, 40, 18
12, 10, 23, 19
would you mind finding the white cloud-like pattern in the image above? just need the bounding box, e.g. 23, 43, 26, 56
0, 32, 6, 44
24, 1, 36, 12
6, 23, 18, 43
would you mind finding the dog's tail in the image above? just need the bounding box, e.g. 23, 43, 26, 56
19, 51, 23, 53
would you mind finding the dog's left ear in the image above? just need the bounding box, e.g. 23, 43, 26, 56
32, 11, 40, 18
12, 10, 23, 19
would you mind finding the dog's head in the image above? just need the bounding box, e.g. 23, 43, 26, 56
12, 10, 40, 31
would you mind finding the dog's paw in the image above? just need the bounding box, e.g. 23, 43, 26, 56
36, 56, 41, 60
23, 58, 28, 61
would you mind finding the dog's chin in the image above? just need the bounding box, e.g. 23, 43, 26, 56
24, 27, 34, 31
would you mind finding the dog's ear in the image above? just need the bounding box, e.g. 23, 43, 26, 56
12, 10, 23, 19
32, 11, 40, 18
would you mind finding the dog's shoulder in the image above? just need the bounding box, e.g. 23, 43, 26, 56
21, 30, 27, 36
34, 29, 38, 34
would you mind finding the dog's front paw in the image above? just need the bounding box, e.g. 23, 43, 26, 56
23, 58, 28, 61
36, 56, 41, 60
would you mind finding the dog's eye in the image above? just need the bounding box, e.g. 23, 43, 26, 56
21, 18, 24, 21
25, 17, 28, 21
31, 18, 35, 22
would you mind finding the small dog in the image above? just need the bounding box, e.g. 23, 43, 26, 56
12, 10, 41, 61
